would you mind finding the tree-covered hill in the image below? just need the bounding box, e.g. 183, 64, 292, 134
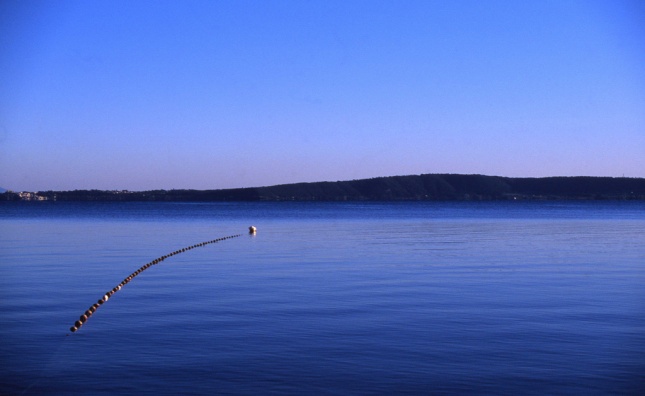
3, 174, 645, 201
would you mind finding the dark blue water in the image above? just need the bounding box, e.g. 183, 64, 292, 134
1, 201, 644, 394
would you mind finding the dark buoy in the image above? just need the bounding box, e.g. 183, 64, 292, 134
249, 226, 257, 235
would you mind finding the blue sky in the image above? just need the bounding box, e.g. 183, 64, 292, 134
1, 0, 643, 191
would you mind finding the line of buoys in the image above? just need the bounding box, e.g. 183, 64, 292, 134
69, 232, 244, 333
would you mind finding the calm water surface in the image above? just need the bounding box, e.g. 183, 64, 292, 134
1, 201, 644, 395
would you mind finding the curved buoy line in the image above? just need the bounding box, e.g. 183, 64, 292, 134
69, 232, 244, 333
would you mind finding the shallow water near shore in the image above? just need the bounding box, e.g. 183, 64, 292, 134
1, 201, 644, 394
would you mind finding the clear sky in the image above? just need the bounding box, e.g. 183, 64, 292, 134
1, 0, 644, 191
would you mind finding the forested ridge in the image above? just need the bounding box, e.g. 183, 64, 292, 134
4, 174, 645, 201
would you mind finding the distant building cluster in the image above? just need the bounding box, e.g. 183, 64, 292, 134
1, 190, 135, 201
17, 192, 49, 201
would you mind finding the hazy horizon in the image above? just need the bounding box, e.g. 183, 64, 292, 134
2, 1, 644, 191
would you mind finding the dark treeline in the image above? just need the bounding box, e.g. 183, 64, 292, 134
3, 174, 645, 201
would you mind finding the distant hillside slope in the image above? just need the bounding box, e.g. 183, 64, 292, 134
252, 174, 645, 200
3, 174, 643, 201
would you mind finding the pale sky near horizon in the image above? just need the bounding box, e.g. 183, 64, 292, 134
1, 0, 644, 191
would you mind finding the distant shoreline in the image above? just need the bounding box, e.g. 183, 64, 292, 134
3, 174, 645, 202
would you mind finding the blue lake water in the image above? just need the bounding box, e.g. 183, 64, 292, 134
1, 201, 644, 394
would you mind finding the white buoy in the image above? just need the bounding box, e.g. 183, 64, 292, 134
249, 226, 257, 234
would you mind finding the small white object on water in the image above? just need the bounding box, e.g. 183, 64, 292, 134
249, 226, 257, 234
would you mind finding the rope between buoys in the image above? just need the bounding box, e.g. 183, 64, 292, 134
68, 233, 243, 334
